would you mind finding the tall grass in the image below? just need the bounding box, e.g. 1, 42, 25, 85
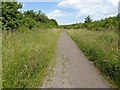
67, 29, 120, 88
2, 29, 59, 88
0, 36, 2, 89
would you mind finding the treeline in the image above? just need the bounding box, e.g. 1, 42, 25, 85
60, 15, 119, 31
2, 1, 58, 32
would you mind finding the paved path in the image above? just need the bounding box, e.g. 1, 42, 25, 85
42, 32, 110, 88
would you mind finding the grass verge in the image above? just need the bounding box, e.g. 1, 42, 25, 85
0, 36, 2, 89
67, 29, 120, 88
2, 28, 60, 88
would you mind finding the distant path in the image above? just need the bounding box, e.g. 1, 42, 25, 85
42, 32, 110, 88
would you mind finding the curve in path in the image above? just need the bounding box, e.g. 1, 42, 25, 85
42, 32, 110, 88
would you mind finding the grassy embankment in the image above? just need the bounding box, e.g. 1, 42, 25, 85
67, 29, 119, 88
2, 28, 60, 88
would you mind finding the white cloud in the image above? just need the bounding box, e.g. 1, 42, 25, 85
47, 9, 67, 19
47, 0, 119, 25
58, 0, 119, 14
107, 0, 119, 6
58, 0, 119, 9
58, 0, 105, 9
119, 1, 120, 14
47, 9, 75, 25
22, 3, 25, 7
47, 9, 73, 18
57, 0, 119, 22
107, 14, 116, 18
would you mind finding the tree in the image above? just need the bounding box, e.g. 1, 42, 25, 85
2, 2, 23, 31
84, 15, 92, 23
49, 19, 58, 27
2, 1, 58, 31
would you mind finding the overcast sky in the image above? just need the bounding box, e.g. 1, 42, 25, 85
19, 0, 119, 25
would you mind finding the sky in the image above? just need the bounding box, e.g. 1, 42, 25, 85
18, 0, 119, 25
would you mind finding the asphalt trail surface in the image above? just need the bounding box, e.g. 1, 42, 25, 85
42, 32, 110, 88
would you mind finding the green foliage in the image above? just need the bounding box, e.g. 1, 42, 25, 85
60, 16, 118, 31
2, 2, 58, 31
67, 29, 119, 88
2, 2, 23, 30
2, 29, 60, 88
22, 10, 58, 29
84, 15, 92, 23
22, 16, 36, 30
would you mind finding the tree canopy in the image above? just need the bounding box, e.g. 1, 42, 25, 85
60, 15, 119, 31
2, 1, 58, 31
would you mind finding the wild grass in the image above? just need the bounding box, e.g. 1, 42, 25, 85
67, 29, 120, 88
2, 29, 60, 88
0, 36, 2, 89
